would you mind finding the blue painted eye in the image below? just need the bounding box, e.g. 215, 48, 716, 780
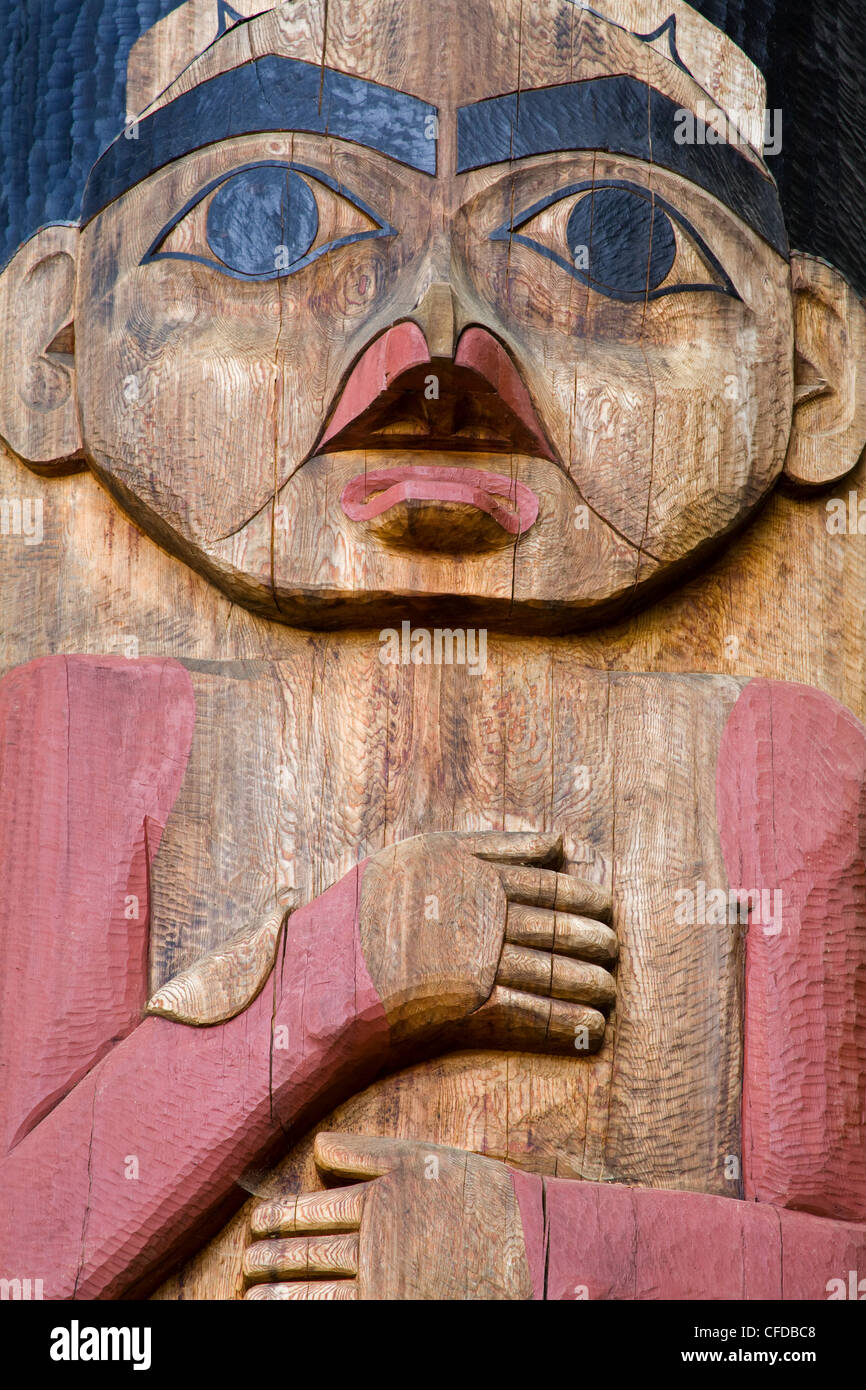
566, 186, 676, 296
206, 166, 318, 276
143, 160, 394, 281
492, 178, 737, 302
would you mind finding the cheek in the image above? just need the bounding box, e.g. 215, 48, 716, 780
554, 361, 657, 546
560, 348, 789, 558
76, 246, 390, 544
503, 318, 789, 560
642, 340, 792, 558
458, 202, 793, 564
306, 243, 383, 322
78, 279, 288, 541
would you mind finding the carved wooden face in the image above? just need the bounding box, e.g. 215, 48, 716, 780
75, 0, 794, 630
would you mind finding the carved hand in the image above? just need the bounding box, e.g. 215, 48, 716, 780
243, 1132, 530, 1300
357, 829, 616, 1054
147, 829, 616, 1058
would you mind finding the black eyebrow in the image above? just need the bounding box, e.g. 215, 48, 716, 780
81, 56, 437, 223
457, 77, 787, 257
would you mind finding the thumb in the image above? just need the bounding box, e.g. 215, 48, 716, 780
145, 905, 288, 1025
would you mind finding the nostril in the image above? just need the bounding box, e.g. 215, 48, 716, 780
317, 320, 555, 462
455, 326, 555, 462
318, 321, 430, 449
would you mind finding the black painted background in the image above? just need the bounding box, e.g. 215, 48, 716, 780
692, 0, 866, 300
1, 0, 864, 296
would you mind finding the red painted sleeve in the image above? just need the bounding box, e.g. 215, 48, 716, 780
0, 655, 195, 1155
0, 654, 389, 1299
0, 867, 388, 1299
510, 1174, 866, 1300
717, 679, 866, 1222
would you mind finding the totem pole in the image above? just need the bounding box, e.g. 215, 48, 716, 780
1, 0, 864, 1301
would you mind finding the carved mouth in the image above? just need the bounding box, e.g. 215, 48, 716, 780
325, 323, 551, 542
341, 464, 540, 535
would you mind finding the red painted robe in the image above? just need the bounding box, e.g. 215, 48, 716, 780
1, 659, 864, 1298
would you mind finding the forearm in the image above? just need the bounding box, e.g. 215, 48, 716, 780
510, 1172, 866, 1300
0, 867, 389, 1300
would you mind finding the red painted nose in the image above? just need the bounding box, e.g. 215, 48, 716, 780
317, 321, 554, 461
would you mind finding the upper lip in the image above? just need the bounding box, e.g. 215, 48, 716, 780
315, 322, 556, 461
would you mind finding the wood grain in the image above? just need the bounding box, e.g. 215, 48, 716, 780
518, 1170, 866, 1300
145, 908, 285, 1025
0, 0, 864, 1305
718, 679, 866, 1223
0, 866, 390, 1300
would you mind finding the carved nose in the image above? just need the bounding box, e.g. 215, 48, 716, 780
409, 282, 457, 357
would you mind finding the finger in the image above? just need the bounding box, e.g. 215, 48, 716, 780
314, 1130, 418, 1181
250, 1185, 365, 1238
495, 865, 611, 921
245, 1280, 357, 1301
505, 903, 617, 963
496, 943, 616, 1008
243, 1234, 359, 1284
547, 999, 607, 1051
460, 830, 563, 867
464, 985, 606, 1052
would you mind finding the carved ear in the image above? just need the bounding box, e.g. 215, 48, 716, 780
0, 224, 84, 474
783, 253, 866, 487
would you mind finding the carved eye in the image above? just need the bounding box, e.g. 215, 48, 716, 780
144, 161, 394, 281
493, 179, 738, 302
207, 166, 318, 275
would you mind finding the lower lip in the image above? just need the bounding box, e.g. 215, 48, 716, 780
340, 465, 540, 536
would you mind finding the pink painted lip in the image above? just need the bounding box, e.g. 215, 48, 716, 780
340, 465, 540, 536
